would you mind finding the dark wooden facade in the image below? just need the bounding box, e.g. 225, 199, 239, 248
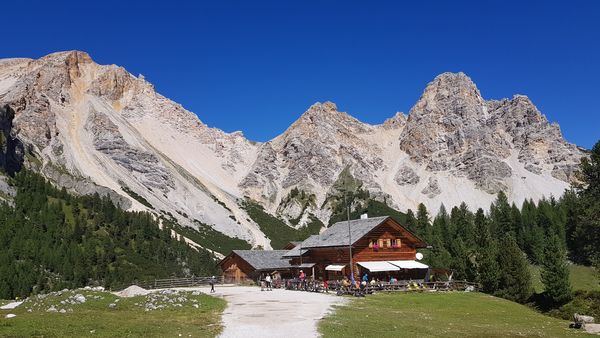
220, 253, 255, 283
290, 217, 427, 281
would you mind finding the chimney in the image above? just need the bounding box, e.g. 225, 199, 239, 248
360, 213, 368, 220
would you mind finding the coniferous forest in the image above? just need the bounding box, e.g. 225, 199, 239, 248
0, 170, 219, 299
404, 140, 600, 310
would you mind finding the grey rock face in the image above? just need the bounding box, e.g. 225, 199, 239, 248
525, 164, 542, 175
241, 101, 385, 206
240, 143, 280, 202
394, 165, 420, 186
85, 108, 175, 194
421, 177, 441, 198
398, 72, 583, 194
487, 95, 583, 183
0, 105, 24, 175
458, 151, 512, 194
42, 163, 132, 209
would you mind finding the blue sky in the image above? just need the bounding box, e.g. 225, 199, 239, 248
3, 1, 599, 148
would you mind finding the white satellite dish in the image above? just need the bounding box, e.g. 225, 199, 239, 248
416, 252, 424, 261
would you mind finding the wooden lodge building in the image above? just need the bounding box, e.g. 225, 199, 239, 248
218, 215, 429, 283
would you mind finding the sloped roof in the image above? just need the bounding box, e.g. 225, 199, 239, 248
303, 216, 389, 248
282, 241, 303, 250
285, 216, 427, 251
282, 235, 318, 257
230, 250, 292, 271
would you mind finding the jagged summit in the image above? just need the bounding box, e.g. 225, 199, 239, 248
305, 101, 338, 114
0, 51, 586, 250
288, 101, 370, 136
40, 50, 93, 62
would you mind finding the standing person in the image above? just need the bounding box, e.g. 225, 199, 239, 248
362, 273, 369, 283
299, 270, 306, 289
209, 276, 216, 293
265, 273, 272, 291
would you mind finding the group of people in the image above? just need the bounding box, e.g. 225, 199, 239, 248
259, 270, 405, 293
260, 272, 282, 291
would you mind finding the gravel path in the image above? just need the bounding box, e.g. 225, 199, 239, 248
188, 286, 346, 338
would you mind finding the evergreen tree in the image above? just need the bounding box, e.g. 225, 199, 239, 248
473, 208, 488, 248
416, 203, 430, 239
404, 209, 417, 233
540, 235, 572, 305
490, 191, 513, 238
573, 140, 600, 265
496, 236, 532, 303
474, 212, 500, 293
432, 204, 450, 246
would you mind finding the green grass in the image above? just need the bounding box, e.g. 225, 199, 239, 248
530, 264, 599, 293
242, 200, 322, 249
0, 289, 225, 337
319, 292, 594, 337
173, 221, 252, 255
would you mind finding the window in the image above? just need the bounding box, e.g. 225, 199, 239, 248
394, 239, 401, 248
372, 240, 379, 250
378, 239, 384, 248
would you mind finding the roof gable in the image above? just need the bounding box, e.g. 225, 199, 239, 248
293, 216, 427, 249
299, 216, 387, 249
368, 217, 428, 248
227, 250, 292, 271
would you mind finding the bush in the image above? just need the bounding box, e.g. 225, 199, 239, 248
553, 290, 600, 320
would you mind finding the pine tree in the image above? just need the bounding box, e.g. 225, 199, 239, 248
574, 140, 600, 265
474, 212, 500, 293
404, 209, 416, 232
416, 203, 430, 239
541, 235, 572, 305
474, 208, 488, 248
496, 236, 532, 303
490, 191, 513, 238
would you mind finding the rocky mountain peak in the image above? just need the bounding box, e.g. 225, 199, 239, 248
305, 101, 338, 115
409, 72, 487, 121
290, 101, 369, 136
39, 50, 93, 65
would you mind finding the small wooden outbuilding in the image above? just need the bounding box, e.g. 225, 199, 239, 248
218, 250, 293, 283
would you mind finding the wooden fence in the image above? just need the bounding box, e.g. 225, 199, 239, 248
136, 276, 225, 290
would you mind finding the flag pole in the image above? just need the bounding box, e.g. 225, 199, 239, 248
345, 169, 354, 284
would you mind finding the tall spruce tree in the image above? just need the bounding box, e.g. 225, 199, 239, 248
496, 236, 532, 303
474, 211, 500, 293
405, 209, 417, 233
574, 140, 600, 265
490, 191, 514, 238
416, 203, 430, 239
541, 235, 572, 305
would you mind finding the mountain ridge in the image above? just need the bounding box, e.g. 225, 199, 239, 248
0, 50, 585, 251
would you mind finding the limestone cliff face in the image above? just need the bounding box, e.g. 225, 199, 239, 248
398, 72, 581, 194
0, 51, 586, 248
242, 72, 585, 222
0, 51, 266, 248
